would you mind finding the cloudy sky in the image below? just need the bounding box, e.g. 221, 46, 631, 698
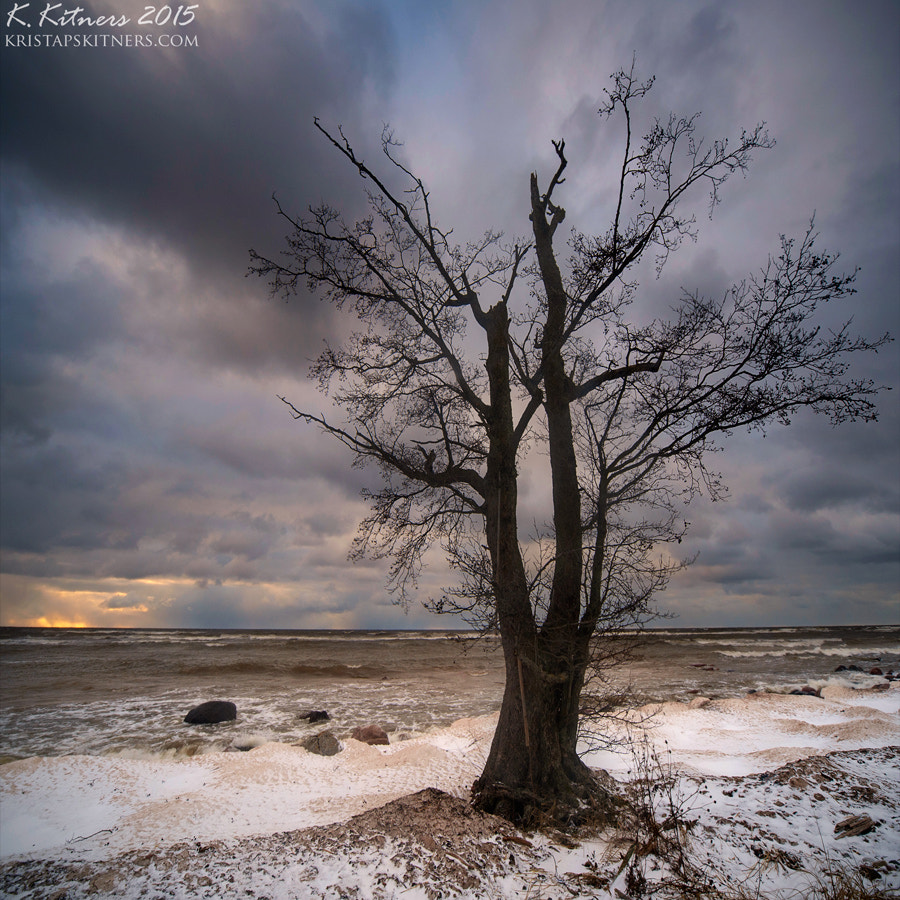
1, 0, 898, 630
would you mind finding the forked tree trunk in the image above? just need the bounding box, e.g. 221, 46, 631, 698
471, 294, 610, 823
472, 166, 617, 824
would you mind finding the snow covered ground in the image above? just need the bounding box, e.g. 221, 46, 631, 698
1, 684, 898, 898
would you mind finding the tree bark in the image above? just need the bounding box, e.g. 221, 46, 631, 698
530, 166, 591, 777
473, 635, 604, 822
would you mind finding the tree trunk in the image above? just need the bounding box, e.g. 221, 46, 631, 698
473, 632, 604, 823
474, 174, 609, 821
471, 285, 611, 824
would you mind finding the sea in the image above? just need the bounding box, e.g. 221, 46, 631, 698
1, 625, 897, 763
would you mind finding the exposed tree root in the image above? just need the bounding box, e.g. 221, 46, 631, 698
472, 768, 623, 830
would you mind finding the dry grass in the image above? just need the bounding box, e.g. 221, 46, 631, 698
585, 739, 896, 900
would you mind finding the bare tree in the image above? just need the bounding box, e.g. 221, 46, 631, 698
250, 66, 889, 823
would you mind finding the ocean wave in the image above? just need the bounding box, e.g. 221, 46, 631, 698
0, 636, 70, 647
174, 661, 389, 679
136, 629, 474, 645
4, 626, 895, 764
718, 644, 899, 659
648, 627, 807, 639
750, 670, 891, 695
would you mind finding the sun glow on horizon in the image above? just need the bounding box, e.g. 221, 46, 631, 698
29, 616, 91, 629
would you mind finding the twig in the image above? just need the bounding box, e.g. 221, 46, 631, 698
66, 827, 116, 844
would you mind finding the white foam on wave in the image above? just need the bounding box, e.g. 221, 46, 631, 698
753, 671, 890, 696
717, 642, 899, 658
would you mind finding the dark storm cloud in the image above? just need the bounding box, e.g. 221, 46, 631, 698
779, 464, 899, 516
771, 512, 896, 567
98, 592, 149, 610
0, 251, 127, 442
0, 2, 401, 389
0, 420, 369, 580
0, 2, 395, 277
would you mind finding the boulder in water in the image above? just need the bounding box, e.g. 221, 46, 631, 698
184, 700, 237, 724
351, 724, 389, 746
300, 710, 331, 723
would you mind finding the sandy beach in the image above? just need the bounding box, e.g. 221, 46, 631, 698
2, 681, 898, 898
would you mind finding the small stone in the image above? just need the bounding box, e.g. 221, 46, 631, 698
789, 686, 820, 697
302, 730, 341, 756
351, 724, 390, 746
859, 864, 882, 881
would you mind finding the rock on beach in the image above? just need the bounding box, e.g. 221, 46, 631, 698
351, 724, 390, 746
301, 730, 341, 756
789, 686, 821, 697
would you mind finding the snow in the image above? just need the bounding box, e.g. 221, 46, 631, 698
0, 716, 495, 860
1, 686, 898, 898
582, 687, 900, 778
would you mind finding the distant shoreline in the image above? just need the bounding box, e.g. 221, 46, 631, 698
3, 622, 898, 633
